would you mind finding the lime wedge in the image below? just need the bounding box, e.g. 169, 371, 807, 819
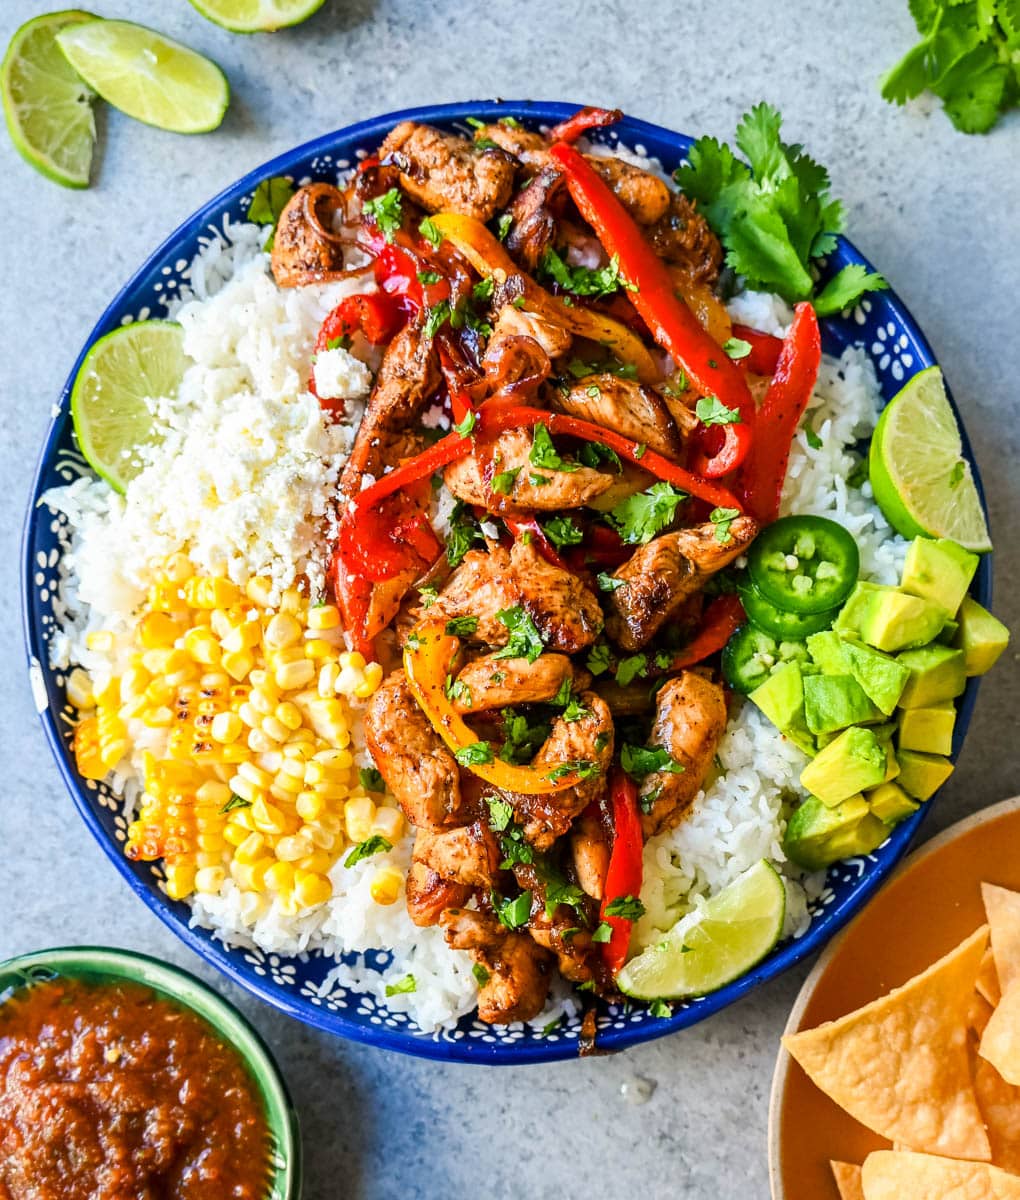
56, 19, 229, 134
71, 321, 188, 493
617, 860, 786, 1001
869, 367, 991, 552
187, 0, 327, 33
2, 11, 97, 188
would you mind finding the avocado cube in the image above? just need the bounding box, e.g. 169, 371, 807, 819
896, 749, 954, 801
822, 813, 892, 863
896, 644, 967, 708
883, 743, 900, 782
936, 618, 960, 645
749, 662, 816, 756
840, 640, 910, 714
800, 726, 887, 807
806, 630, 850, 675
900, 537, 979, 616
833, 582, 885, 637
867, 781, 920, 825
859, 589, 950, 652
898, 703, 956, 756
803, 674, 882, 735
783, 794, 871, 871
954, 596, 1010, 677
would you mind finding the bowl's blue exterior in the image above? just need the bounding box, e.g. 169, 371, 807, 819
22, 101, 991, 1064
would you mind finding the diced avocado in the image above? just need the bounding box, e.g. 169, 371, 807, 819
936, 618, 959, 645
783, 794, 870, 871
833, 582, 885, 637
857, 588, 949, 653
748, 662, 816, 756
821, 813, 892, 863
896, 749, 954, 801
800, 726, 887, 807
803, 674, 882, 734
840, 640, 910, 714
954, 596, 1010, 677
896, 644, 967, 708
900, 537, 979, 616
867, 781, 920, 825
806, 630, 849, 675
898, 703, 956, 756
883, 743, 900, 782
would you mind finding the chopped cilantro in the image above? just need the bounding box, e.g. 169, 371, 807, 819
586, 642, 612, 677
423, 300, 451, 339
491, 467, 520, 495
723, 337, 752, 360
621, 743, 685, 780
696, 395, 741, 426
640, 782, 663, 814
220, 794, 251, 814
496, 212, 513, 241
662, 371, 688, 396
493, 606, 545, 663
805, 428, 823, 450
472, 963, 490, 986
604, 895, 646, 921
465, 116, 485, 129
453, 410, 477, 437
539, 247, 634, 298
649, 998, 672, 1018
499, 115, 522, 128
709, 506, 741, 544
533, 858, 587, 919
385, 974, 416, 997
492, 890, 532, 930
416, 269, 441, 285
542, 515, 584, 548
592, 921, 613, 943
445, 615, 479, 637
540, 1015, 563, 1037
847, 458, 869, 489
949, 460, 965, 488
419, 216, 443, 248
358, 767, 385, 793
552, 677, 574, 707
455, 741, 494, 767
485, 795, 515, 832
446, 500, 484, 567
418, 585, 439, 608
633, 442, 647, 459
562, 697, 589, 723
446, 677, 472, 707
578, 441, 622, 472
606, 482, 686, 544
362, 188, 403, 242
594, 731, 611, 753
324, 334, 351, 351
344, 835, 393, 868
530, 422, 579, 473
405, 630, 423, 651
615, 654, 648, 687
529, 472, 550, 486
499, 708, 550, 764
597, 572, 626, 593
566, 356, 638, 381
473, 276, 495, 302
545, 759, 599, 782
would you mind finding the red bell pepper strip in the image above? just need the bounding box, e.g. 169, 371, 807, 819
548, 106, 623, 144
549, 142, 756, 442
688, 421, 755, 479
600, 769, 644, 976
316, 292, 403, 352
731, 324, 784, 376
652, 594, 746, 675
738, 303, 821, 524
502, 515, 569, 571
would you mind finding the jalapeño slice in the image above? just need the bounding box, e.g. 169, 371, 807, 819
739, 582, 839, 639
721, 624, 809, 695
747, 515, 859, 615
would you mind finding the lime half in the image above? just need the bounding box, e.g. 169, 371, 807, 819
2, 11, 97, 188
617, 860, 786, 1001
187, 0, 327, 33
56, 19, 229, 134
869, 366, 991, 552
71, 321, 187, 493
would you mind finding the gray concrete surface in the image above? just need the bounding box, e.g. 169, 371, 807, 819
2, 1, 1018, 1195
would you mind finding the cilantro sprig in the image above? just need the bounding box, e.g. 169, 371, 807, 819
605, 482, 687, 545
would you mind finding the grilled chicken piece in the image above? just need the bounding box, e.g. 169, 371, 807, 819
412, 823, 500, 888
524, 907, 596, 984
571, 809, 610, 900
429, 540, 603, 655
605, 515, 759, 651
451, 652, 576, 713
405, 860, 470, 928
364, 671, 461, 830
587, 156, 672, 226
443, 427, 613, 510
472, 122, 549, 168
485, 305, 572, 362
338, 311, 439, 501
271, 183, 349, 288
554, 373, 686, 460
639, 671, 727, 837
505, 166, 565, 272
441, 908, 552, 1024
380, 121, 515, 222
645, 193, 723, 286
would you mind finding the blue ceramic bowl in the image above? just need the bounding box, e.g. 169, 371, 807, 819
22, 101, 991, 1063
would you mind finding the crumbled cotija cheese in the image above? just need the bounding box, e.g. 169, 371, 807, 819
313, 346, 373, 402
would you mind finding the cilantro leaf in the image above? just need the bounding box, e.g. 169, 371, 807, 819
455, 741, 494, 767
709, 506, 741, 545
723, 337, 752, 360
490, 467, 520, 495
472, 963, 490, 986
493, 606, 545, 663
498, 708, 550, 764
813, 264, 889, 317
344, 835, 393, 868
539, 247, 633, 298
649, 998, 672, 1018
606, 482, 686, 544
530, 422, 580, 473
445, 616, 479, 637
492, 890, 532, 930
804, 428, 823, 450
423, 300, 451, 339
419, 216, 443, 248
221, 794, 251, 813
586, 642, 612, 677
615, 654, 648, 687
592, 921, 613, 943
604, 894, 646, 921
578, 441, 623, 472
621, 743, 685, 780
362, 188, 403, 242
545, 759, 600, 783
695, 395, 741, 426
485, 795, 514, 832
358, 767, 385, 793
446, 500, 484, 568
541, 515, 584, 548
597, 572, 626, 593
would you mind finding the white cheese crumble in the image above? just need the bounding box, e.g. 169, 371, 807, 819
313, 346, 373, 402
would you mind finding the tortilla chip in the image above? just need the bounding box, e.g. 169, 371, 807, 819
975, 1055, 1020, 1176
861, 1150, 1020, 1199
970, 990, 996, 1038
978, 945, 1003, 1007
981, 984, 1020, 1087
983, 883, 1020, 992
782, 926, 991, 1160
830, 1160, 865, 1200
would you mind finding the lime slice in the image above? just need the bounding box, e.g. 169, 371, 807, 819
187, 0, 327, 33
2, 11, 97, 188
869, 366, 991, 552
617, 860, 786, 1001
56, 19, 229, 134
71, 321, 188, 493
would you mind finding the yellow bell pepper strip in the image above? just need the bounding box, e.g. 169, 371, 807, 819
402, 622, 585, 795
428, 212, 661, 384
549, 141, 756, 455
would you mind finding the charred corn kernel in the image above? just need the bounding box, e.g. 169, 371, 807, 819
245, 576, 274, 607
164, 864, 196, 901
211, 712, 243, 744
317, 663, 340, 697
345, 796, 376, 843
371, 807, 404, 843
251, 797, 286, 835
274, 701, 302, 731
260, 714, 290, 743
274, 658, 315, 691
184, 627, 221, 665
86, 630, 114, 653
66, 667, 95, 710
238, 761, 272, 790
222, 648, 255, 682
247, 728, 274, 754
264, 860, 295, 893
222, 618, 261, 655
307, 603, 340, 631
274, 833, 313, 862
235, 831, 266, 864
296, 790, 325, 821
369, 867, 403, 906
195, 865, 226, 894
280, 588, 304, 616
185, 577, 240, 610
304, 638, 333, 661
265, 612, 303, 651
339, 651, 366, 672
294, 870, 332, 908
137, 611, 179, 649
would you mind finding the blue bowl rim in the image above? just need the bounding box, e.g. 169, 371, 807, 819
21, 99, 991, 1065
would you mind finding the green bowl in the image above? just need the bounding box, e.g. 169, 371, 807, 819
0, 945, 301, 1199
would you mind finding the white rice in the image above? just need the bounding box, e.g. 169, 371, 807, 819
43, 211, 906, 1030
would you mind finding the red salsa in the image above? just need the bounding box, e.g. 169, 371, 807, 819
0, 975, 272, 1200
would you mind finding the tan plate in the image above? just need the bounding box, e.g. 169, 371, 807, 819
768, 794, 1020, 1198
